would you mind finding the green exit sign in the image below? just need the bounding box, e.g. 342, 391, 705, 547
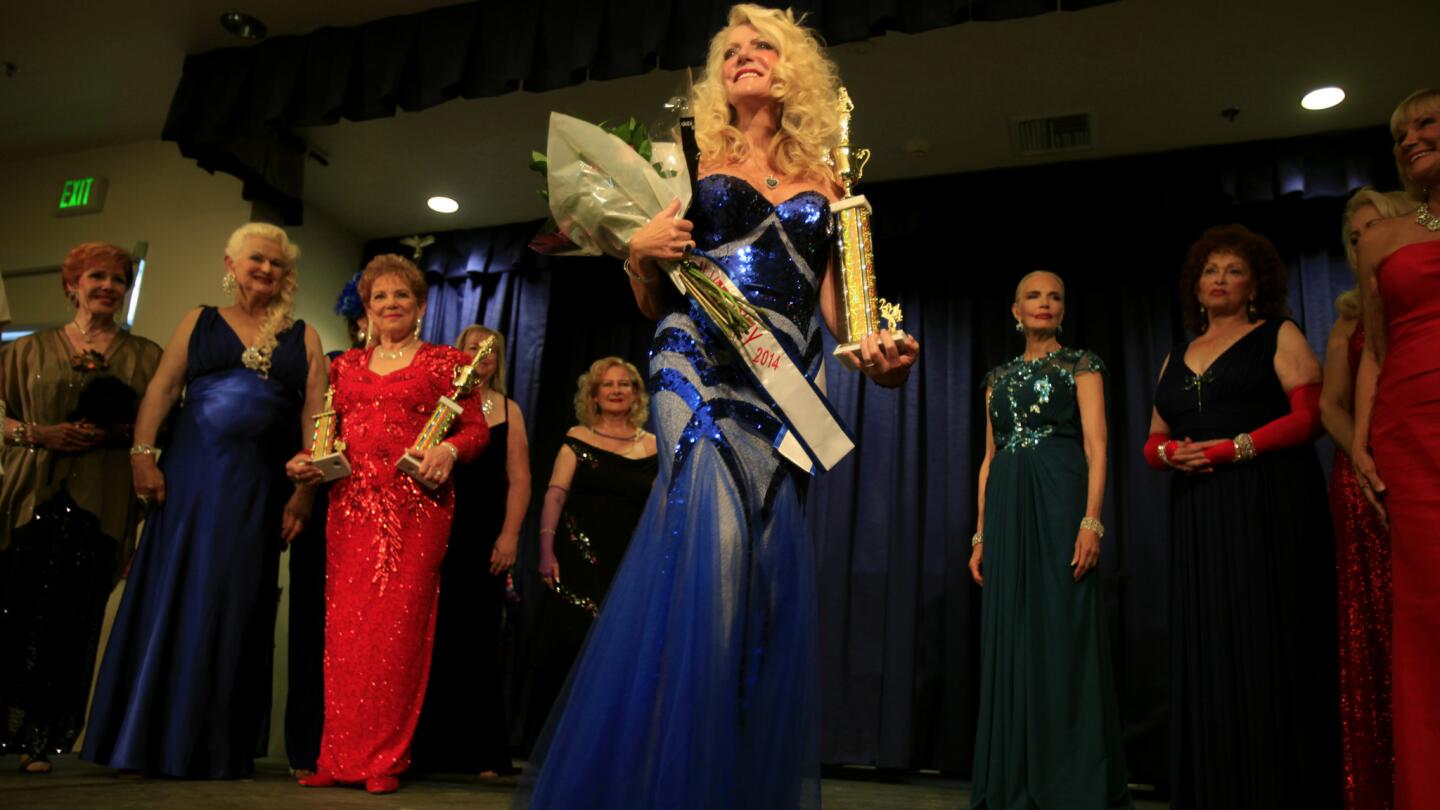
57, 176, 109, 217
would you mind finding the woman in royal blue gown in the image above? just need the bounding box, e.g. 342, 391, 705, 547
514, 6, 918, 808
82, 223, 327, 778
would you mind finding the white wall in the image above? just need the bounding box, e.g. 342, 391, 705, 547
0, 139, 363, 353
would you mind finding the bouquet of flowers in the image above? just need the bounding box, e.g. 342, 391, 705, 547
528, 112, 762, 340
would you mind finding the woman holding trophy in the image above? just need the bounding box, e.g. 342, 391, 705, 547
287, 254, 489, 795
516, 5, 917, 808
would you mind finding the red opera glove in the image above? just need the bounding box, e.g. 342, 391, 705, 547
1143, 432, 1179, 470
1203, 383, 1323, 465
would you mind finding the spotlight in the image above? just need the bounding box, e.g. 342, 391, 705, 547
220, 12, 268, 41
427, 196, 460, 214
1301, 86, 1345, 111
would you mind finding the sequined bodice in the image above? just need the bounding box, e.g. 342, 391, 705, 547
686, 173, 834, 367
984, 349, 1104, 453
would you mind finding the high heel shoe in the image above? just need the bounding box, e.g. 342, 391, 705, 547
298, 769, 337, 787
365, 776, 399, 794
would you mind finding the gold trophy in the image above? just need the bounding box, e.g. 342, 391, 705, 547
309, 386, 352, 481
830, 87, 904, 357
396, 335, 497, 489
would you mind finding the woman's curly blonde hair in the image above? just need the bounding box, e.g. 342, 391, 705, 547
692, 4, 841, 187
574, 356, 648, 429
226, 223, 300, 379
1390, 87, 1440, 202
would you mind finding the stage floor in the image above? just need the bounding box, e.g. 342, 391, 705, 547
0, 755, 1171, 808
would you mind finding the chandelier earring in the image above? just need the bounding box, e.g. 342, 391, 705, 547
1247, 299, 1257, 320
1014, 321, 1024, 334
413, 316, 423, 339
222, 272, 238, 295
65, 289, 79, 307
1057, 322, 1064, 335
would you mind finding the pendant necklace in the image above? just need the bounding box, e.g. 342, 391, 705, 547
71, 318, 116, 345
592, 425, 640, 442
764, 175, 779, 189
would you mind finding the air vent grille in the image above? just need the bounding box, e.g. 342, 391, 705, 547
1014, 113, 1094, 155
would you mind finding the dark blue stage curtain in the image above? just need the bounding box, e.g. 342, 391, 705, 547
362, 224, 552, 433
159, 0, 1115, 224
358, 126, 1395, 790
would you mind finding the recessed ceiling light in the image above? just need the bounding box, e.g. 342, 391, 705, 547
1301, 86, 1345, 111
220, 12, 267, 41
427, 196, 460, 214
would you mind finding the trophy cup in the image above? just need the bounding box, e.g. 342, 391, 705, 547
830, 87, 905, 358
396, 335, 497, 489
309, 386, 352, 481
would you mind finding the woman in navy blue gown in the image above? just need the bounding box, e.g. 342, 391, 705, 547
514, 6, 917, 808
82, 223, 327, 778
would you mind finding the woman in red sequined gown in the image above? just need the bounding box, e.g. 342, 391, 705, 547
1320, 188, 1413, 810
1354, 89, 1440, 810
287, 256, 488, 795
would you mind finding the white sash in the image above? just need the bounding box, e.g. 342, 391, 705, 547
674, 255, 855, 473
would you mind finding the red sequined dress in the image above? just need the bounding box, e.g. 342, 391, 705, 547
315, 344, 489, 783
1330, 321, 1392, 810
1371, 239, 1440, 810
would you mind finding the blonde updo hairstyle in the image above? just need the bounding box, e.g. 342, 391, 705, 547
1335, 188, 1416, 319
574, 356, 649, 429
692, 4, 841, 187
454, 324, 507, 395
1390, 88, 1440, 202
357, 254, 428, 341
225, 223, 300, 378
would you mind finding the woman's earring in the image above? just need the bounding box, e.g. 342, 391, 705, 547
1247, 300, 1257, 320
1014, 321, 1024, 333
65, 289, 79, 307
413, 316, 423, 339
1057, 322, 1064, 335
222, 273, 238, 295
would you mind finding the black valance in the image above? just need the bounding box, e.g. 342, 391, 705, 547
160, 0, 1117, 224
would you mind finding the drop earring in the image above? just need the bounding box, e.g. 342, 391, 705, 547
413, 316, 423, 339
222, 273, 238, 295
1014, 321, 1024, 333
1247, 300, 1257, 320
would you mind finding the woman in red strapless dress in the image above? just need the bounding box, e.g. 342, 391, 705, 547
1354, 89, 1440, 810
1320, 188, 1414, 810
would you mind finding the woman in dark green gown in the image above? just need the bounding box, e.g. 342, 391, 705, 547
968, 271, 1131, 810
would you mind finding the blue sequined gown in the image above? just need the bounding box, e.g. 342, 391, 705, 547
514, 174, 834, 809
82, 307, 306, 778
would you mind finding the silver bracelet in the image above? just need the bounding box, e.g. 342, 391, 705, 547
1079, 516, 1105, 539
971, 531, 983, 547
440, 441, 459, 461
623, 258, 658, 284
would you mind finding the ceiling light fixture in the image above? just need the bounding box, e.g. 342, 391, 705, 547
220, 12, 268, 41
427, 196, 460, 214
1301, 86, 1345, 111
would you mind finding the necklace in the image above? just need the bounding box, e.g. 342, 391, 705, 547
764, 175, 779, 189
591, 425, 640, 442
70, 318, 117, 345
476, 390, 495, 417
1417, 202, 1440, 232
375, 339, 418, 360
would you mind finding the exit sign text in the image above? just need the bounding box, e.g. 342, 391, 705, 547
56, 176, 109, 217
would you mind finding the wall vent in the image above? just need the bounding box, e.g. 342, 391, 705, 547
1013, 112, 1094, 156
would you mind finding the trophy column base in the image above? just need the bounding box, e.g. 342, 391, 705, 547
834, 329, 907, 358
311, 451, 352, 482
396, 452, 441, 490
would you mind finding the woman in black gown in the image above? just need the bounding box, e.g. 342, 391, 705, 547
1143, 224, 1338, 808
518, 356, 657, 750
412, 324, 529, 776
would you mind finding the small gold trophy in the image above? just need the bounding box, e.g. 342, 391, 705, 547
309, 386, 352, 481
830, 87, 904, 358
396, 335, 497, 489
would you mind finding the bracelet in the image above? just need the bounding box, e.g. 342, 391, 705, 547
1233, 433, 1257, 462
130, 443, 161, 458
1156, 440, 1175, 468
1080, 516, 1105, 539
440, 442, 459, 461
971, 531, 983, 547
539, 529, 557, 536
623, 259, 658, 285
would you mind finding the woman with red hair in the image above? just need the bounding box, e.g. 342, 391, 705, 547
0, 242, 160, 772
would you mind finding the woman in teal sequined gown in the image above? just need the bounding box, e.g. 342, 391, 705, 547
969, 272, 1131, 809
